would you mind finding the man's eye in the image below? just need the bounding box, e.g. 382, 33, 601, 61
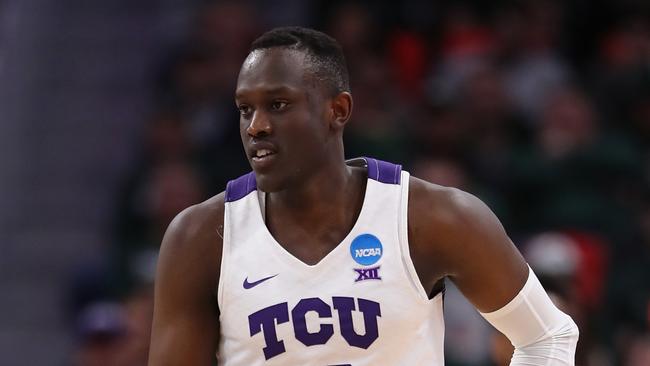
238, 105, 251, 115
271, 101, 288, 111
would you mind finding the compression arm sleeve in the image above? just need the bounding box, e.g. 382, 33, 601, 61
480, 266, 579, 365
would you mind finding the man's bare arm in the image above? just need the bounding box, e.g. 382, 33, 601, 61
409, 177, 578, 364
408, 177, 528, 311
148, 194, 225, 366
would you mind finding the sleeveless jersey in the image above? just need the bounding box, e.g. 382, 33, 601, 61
218, 157, 445, 365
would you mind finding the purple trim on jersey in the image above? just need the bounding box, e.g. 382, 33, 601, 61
225, 158, 399, 202
363, 157, 401, 185
225, 172, 257, 202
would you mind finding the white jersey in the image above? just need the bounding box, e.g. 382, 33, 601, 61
218, 157, 445, 365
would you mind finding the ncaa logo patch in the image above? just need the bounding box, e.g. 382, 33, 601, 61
350, 234, 383, 266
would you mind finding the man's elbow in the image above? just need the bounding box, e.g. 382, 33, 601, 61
513, 315, 579, 365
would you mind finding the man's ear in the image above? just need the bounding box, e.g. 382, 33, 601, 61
330, 92, 353, 131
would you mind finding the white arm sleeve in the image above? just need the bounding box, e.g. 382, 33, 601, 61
480, 266, 579, 365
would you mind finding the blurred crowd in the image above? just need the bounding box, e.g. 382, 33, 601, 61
66, 0, 650, 365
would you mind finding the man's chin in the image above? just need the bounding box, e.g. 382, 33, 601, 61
253, 173, 284, 193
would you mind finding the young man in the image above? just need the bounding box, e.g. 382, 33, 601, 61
149, 27, 579, 365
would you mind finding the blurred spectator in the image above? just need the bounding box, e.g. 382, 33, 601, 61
387, 30, 430, 101
605, 195, 650, 363
458, 64, 527, 196
507, 85, 638, 231
410, 102, 470, 158
538, 87, 598, 159
113, 287, 154, 366
427, 4, 496, 105
343, 53, 410, 162
72, 302, 127, 366
71, 289, 154, 366
622, 332, 650, 366
497, 0, 571, 122
593, 17, 650, 147
326, 1, 381, 67
114, 160, 204, 290
143, 110, 192, 161
524, 230, 610, 364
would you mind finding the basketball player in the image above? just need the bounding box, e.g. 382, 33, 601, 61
149, 27, 579, 365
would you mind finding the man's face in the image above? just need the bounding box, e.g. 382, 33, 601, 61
235, 48, 333, 192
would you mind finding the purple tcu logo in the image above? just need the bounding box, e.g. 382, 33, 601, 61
354, 265, 381, 282
248, 296, 381, 360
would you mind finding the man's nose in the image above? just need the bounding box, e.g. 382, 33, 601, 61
246, 110, 272, 137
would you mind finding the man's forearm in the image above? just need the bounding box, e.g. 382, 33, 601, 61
480, 266, 579, 365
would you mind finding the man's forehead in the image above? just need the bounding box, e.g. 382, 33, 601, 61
237, 48, 311, 90
242, 48, 308, 70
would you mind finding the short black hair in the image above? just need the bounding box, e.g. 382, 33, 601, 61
250, 26, 350, 95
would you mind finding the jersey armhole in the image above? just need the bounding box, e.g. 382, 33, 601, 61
397, 171, 434, 302
217, 202, 231, 312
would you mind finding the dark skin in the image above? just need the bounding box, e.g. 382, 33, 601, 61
148, 48, 528, 365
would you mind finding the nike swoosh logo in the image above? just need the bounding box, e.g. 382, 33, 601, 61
243, 274, 278, 289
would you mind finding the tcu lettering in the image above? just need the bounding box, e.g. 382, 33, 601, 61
248, 296, 381, 360
355, 248, 381, 257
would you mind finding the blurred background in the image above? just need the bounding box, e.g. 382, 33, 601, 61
1, 0, 649, 365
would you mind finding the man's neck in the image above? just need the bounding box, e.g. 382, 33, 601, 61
266, 159, 366, 231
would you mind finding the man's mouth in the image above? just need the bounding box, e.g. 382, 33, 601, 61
251, 148, 276, 162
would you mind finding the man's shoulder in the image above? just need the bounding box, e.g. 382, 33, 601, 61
407, 175, 504, 252
174, 192, 225, 232
406, 175, 517, 281
408, 176, 484, 228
